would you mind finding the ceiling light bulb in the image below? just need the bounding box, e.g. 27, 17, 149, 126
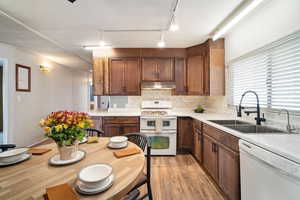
157, 40, 165, 48
99, 40, 106, 47
170, 16, 179, 32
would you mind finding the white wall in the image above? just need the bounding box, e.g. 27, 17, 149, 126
225, 0, 300, 62
0, 42, 89, 146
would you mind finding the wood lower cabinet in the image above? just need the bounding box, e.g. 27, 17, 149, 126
193, 119, 203, 163
218, 144, 240, 200
142, 58, 174, 82
202, 123, 241, 200
203, 134, 219, 182
102, 117, 140, 137
177, 117, 193, 153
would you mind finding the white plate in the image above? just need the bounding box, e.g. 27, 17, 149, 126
110, 136, 128, 143
0, 148, 29, 163
78, 163, 113, 184
49, 150, 86, 166
0, 153, 32, 167
107, 142, 127, 149
75, 174, 114, 195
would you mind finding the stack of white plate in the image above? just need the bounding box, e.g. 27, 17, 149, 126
108, 136, 128, 149
75, 163, 114, 195
0, 148, 31, 166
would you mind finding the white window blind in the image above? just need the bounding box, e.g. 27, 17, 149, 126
229, 31, 300, 111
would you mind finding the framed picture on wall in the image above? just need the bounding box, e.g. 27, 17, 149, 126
16, 64, 31, 92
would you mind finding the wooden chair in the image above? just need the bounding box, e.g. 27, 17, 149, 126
85, 128, 104, 137
125, 133, 152, 200
0, 144, 16, 152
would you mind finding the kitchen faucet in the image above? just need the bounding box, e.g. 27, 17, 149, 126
278, 109, 296, 133
237, 90, 266, 125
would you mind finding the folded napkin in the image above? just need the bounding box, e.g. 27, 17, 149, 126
87, 136, 99, 144
46, 183, 78, 200
114, 147, 141, 158
28, 148, 51, 155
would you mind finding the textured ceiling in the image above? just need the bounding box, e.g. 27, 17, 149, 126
0, 0, 242, 69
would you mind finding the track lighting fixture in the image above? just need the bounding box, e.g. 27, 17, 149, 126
170, 15, 179, 32
157, 31, 166, 48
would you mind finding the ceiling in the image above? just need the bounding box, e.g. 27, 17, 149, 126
0, 0, 243, 69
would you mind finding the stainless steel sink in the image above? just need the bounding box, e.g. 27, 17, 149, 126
208, 120, 252, 125
208, 120, 293, 134
224, 124, 287, 134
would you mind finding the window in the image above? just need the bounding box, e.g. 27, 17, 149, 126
229, 31, 300, 111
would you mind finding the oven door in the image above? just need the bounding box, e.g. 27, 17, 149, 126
140, 117, 156, 131
161, 117, 177, 131
143, 131, 177, 156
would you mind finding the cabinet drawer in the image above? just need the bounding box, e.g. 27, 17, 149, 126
103, 117, 139, 124
203, 123, 239, 152
193, 120, 202, 131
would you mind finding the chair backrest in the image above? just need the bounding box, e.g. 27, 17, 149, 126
0, 144, 16, 152
85, 128, 104, 137
125, 133, 151, 179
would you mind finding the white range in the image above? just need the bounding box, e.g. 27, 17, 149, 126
140, 100, 177, 156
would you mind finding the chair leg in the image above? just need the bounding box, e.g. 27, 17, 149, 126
147, 180, 153, 200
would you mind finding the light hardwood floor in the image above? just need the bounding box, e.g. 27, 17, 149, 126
140, 154, 225, 200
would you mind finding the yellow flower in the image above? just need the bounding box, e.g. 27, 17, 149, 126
39, 119, 45, 127
43, 127, 51, 133
55, 125, 63, 132
63, 124, 68, 129
77, 122, 85, 129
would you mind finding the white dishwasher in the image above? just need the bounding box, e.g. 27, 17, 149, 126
239, 140, 300, 200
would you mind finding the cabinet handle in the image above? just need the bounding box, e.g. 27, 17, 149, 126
212, 143, 214, 152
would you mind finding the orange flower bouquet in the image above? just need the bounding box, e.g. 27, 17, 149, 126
39, 111, 93, 160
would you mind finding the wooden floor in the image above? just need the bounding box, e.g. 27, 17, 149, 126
140, 154, 225, 200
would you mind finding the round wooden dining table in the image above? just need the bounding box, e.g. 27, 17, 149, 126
0, 138, 145, 200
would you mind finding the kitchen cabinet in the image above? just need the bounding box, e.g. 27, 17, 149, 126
90, 116, 103, 131
102, 117, 140, 137
177, 117, 193, 153
174, 58, 188, 95
193, 120, 202, 163
109, 58, 140, 95
203, 134, 219, 182
187, 55, 205, 95
141, 58, 174, 81
202, 123, 240, 200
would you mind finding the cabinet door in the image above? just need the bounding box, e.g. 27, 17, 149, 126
203, 134, 218, 182
193, 128, 202, 163
103, 124, 120, 137
124, 58, 141, 95
187, 55, 204, 95
142, 58, 158, 81
158, 58, 174, 81
177, 117, 193, 153
174, 58, 187, 95
218, 144, 240, 200
109, 59, 125, 95
121, 124, 140, 135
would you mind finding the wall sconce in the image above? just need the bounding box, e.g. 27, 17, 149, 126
40, 64, 50, 72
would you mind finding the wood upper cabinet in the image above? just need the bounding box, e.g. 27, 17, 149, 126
203, 134, 218, 182
174, 58, 187, 95
187, 55, 204, 95
177, 117, 193, 153
109, 58, 140, 95
218, 144, 240, 200
142, 58, 174, 81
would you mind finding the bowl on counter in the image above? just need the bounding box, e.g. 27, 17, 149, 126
109, 136, 128, 148
78, 163, 113, 189
0, 148, 29, 163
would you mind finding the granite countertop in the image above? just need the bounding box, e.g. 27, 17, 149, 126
89, 109, 300, 164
